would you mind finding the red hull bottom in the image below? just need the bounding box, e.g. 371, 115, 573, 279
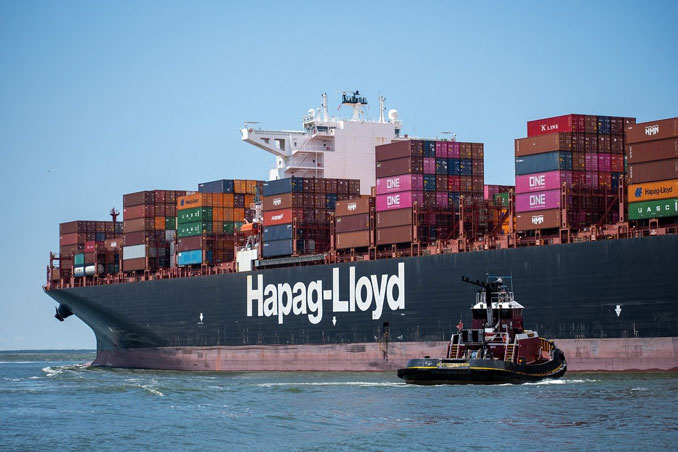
92, 337, 678, 372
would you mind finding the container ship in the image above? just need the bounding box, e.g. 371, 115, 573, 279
44, 93, 678, 372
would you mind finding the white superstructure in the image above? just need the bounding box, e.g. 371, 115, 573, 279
240, 91, 402, 195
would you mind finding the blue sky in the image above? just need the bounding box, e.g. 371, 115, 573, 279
1, 1, 676, 349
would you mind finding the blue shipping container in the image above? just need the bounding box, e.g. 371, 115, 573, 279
262, 239, 294, 258
95, 232, 106, 242
262, 177, 304, 197
515, 151, 572, 175
448, 159, 460, 175
424, 174, 437, 192
325, 193, 337, 209
435, 158, 448, 175
423, 141, 436, 157
178, 249, 203, 266
263, 224, 293, 241
198, 179, 234, 194
459, 159, 473, 176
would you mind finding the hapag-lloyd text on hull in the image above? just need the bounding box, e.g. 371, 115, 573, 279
247, 262, 405, 325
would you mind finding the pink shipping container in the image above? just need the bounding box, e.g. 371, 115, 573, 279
376, 174, 421, 195
516, 189, 561, 212
597, 153, 611, 172
435, 141, 448, 158
585, 153, 598, 171
435, 192, 449, 209
585, 172, 599, 189
423, 158, 436, 174
515, 170, 565, 194
448, 142, 460, 158
376, 191, 421, 211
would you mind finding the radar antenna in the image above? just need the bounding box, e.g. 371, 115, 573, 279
340, 90, 368, 121
110, 207, 120, 223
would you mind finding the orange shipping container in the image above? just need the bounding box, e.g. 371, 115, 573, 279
224, 207, 234, 222
246, 180, 257, 194
234, 180, 247, 194
234, 208, 245, 222
154, 216, 166, 230
213, 208, 225, 222
213, 221, 223, 233
223, 194, 234, 207
244, 194, 255, 207
177, 193, 204, 209
628, 179, 678, 202
213, 193, 224, 208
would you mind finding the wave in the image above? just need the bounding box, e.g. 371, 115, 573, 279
257, 381, 404, 388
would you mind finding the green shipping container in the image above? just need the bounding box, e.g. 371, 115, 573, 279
494, 192, 510, 206
628, 198, 678, 220
165, 217, 177, 230
74, 253, 85, 266
177, 207, 213, 224
223, 221, 245, 234
177, 221, 212, 238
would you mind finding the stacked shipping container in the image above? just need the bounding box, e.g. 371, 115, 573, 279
514, 114, 635, 230
59, 220, 123, 278
626, 118, 678, 221
374, 139, 485, 244
122, 190, 186, 271
261, 177, 361, 257
176, 179, 261, 266
335, 198, 373, 249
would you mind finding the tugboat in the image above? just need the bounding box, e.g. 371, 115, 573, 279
397, 276, 567, 384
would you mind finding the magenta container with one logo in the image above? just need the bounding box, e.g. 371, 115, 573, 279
376, 174, 423, 195
515, 170, 563, 193
515, 189, 561, 212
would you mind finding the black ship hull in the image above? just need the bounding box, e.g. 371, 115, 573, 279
397, 350, 567, 385
45, 235, 678, 371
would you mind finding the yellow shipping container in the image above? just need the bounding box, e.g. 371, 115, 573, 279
628, 179, 678, 203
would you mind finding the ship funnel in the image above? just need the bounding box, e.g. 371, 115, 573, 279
54, 304, 73, 322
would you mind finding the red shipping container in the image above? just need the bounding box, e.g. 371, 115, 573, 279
572, 152, 586, 171
611, 154, 624, 172
459, 143, 473, 159
85, 241, 96, 253
517, 209, 561, 230
611, 136, 624, 154
572, 171, 586, 187
598, 172, 612, 189
123, 204, 154, 220
527, 114, 575, 137
571, 133, 586, 152
471, 143, 484, 160
598, 135, 611, 153
448, 176, 461, 191
60, 233, 85, 246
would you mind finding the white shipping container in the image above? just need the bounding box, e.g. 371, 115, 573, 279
123, 244, 146, 260
165, 230, 176, 242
